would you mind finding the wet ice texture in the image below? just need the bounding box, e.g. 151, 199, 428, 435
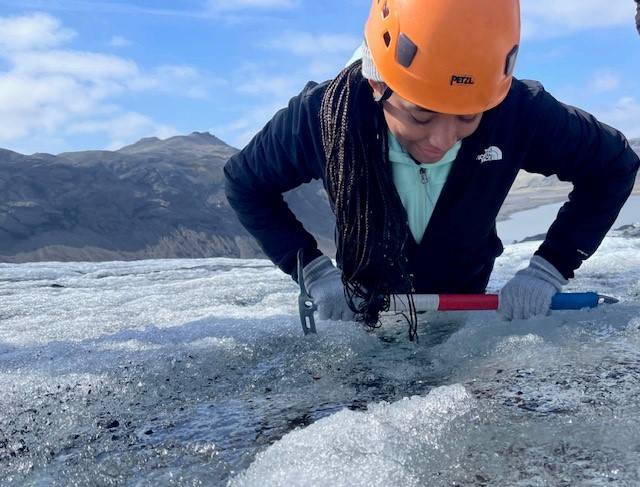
229, 384, 478, 487
0, 226, 639, 486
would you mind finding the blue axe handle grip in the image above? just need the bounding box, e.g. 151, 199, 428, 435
550, 292, 599, 310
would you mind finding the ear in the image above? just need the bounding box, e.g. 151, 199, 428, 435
368, 79, 386, 98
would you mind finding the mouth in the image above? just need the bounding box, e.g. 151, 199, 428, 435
416, 145, 446, 161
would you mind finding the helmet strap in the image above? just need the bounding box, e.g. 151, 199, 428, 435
374, 86, 393, 104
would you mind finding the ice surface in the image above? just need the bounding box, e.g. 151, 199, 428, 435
0, 225, 639, 485
229, 384, 477, 487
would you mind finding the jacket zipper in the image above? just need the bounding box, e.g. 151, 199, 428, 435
420, 167, 428, 184
421, 167, 435, 207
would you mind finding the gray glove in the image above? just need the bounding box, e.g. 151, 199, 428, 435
498, 255, 568, 320
303, 255, 357, 321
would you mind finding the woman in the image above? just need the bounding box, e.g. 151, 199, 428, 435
224, 0, 639, 335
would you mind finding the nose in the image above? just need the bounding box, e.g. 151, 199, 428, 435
422, 116, 459, 151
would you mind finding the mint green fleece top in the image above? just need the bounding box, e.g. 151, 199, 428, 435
388, 132, 461, 244
345, 44, 461, 244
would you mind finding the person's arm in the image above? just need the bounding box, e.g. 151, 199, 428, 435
520, 83, 639, 280
498, 81, 638, 320
224, 82, 328, 279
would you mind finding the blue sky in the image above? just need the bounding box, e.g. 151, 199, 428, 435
0, 0, 639, 155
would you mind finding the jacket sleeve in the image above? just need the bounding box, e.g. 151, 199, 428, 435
223, 82, 328, 280
520, 81, 640, 278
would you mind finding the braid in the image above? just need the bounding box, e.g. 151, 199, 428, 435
320, 60, 417, 336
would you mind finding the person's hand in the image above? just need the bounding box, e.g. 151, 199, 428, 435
303, 255, 357, 321
498, 255, 568, 320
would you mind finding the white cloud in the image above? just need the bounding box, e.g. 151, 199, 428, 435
595, 97, 640, 140
237, 76, 302, 98
253, 30, 361, 85
213, 101, 290, 149
0, 1, 204, 19
67, 112, 179, 150
151, 65, 220, 99
263, 31, 361, 56
0, 73, 100, 138
220, 29, 361, 151
522, 0, 632, 39
0, 12, 212, 153
206, 0, 299, 12
12, 50, 140, 80
109, 36, 132, 48
587, 71, 622, 94
0, 12, 76, 51
260, 30, 361, 79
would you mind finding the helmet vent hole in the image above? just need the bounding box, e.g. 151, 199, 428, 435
382, 1, 390, 18
383, 31, 391, 48
504, 44, 519, 76
396, 33, 417, 68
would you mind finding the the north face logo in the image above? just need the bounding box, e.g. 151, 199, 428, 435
476, 146, 503, 163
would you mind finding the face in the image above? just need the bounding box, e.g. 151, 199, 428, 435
371, 82, 483, 164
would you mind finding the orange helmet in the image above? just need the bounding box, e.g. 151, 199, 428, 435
364, 0, 521, 114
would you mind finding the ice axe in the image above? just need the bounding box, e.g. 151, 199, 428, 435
297, 250, 318, 335
296, 250, 618, 335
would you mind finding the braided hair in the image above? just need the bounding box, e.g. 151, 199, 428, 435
320, 60, 419, 339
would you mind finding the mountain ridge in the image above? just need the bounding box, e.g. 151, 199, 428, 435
0, 132, 336, 263
0, 134, 637, 263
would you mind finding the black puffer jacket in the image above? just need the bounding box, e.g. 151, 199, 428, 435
224, 77, 639, 293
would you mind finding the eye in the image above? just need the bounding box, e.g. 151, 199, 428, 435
411, 115, 432, 126
457, 115, 479, 125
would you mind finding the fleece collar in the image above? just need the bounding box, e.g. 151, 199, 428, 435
388, 131, 461, 243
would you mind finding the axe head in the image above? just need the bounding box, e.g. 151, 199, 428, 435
297, 249, 317, 334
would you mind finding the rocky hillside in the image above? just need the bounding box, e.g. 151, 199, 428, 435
499, 138, 640, 218
0, 134, 637, 263
0, 132, 334, 263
